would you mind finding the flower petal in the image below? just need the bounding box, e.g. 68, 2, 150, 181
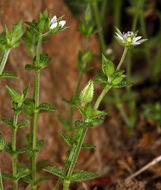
50, 15, 57, 24
59, 20, 66, 27
133, 36, 142, 42
50, 22, 58, 29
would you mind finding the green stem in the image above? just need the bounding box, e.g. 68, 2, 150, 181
31, 35, 42, 190
63, 128, 88, 190
12, 111, 19, 190
114, 0, 123, 28
116, 47, 128, 70
100, 0, 108, 23
63, 82, 112, 190
0, 171, 3, 190
0, 49, 10, 75
70, 37, 88, 130
92, 0, 106, 54
55, 37, 89, 190
94, 84, 111, 110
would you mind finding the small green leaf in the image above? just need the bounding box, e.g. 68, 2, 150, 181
5, 143, 14, 155
23, 85, 30, 100
82, 50, 93, 63
2, 172, 16, 180
36, 140, 44, 151
0, 118, 13, 127
43, 166, 65, 178
75, 120, 93, 129
71, 170, 99, 182
17, 120, 29, 129
35, 53, 51, 70
85, 4, 92, 23
6, 85, 21, 103
22, 176, 33, 184
25, 64, 35, 70
17, 168, 30, 180
82, 143, 96, 149
0, 72, 18, 79
102, 54, 115, 77
59, 131, 73, 147
39, 103, 56, 113
0, 133, 5, 152
22, 98, 35, 117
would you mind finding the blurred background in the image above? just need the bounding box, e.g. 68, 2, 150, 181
0, 0, 161, 189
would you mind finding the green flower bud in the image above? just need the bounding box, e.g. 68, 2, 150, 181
80, 80, 94, 105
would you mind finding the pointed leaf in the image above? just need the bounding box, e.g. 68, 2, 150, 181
71, 170, 99, 182
17, 120, 29, 129
17, 168, 30, 180
39, 103, 56, 113
43, 166, 65, 178
2, 173, 16, 180
36, 176, 50, 185
6, 85, 21, 103
82, 143, 96, 149
58, 115, 72, 132
0, 133, 5, 152
0, 72, 18, 79
0, 118, 13, 127
59, 131, 73, 147
75, 120, 93, 129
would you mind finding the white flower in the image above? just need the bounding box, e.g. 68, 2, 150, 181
115, 28, 147, 46
50, 15, 66, 29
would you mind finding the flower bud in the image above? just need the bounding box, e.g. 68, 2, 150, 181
80, 80, 94, 105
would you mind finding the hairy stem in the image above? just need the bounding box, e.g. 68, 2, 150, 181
0, 171, 3, 190
0, 49, 10, 75
31, 35, 42, 190
12, 111, 19, 190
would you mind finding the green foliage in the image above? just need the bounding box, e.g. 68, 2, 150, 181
59, 131, 73, 147
38, 103, 56, 113
0, 72, 18, 79
143, 102, 161, 126
0, 20, 23, 50
71, 170, 99, 182
43, 166, 66, 178
22, 98, 35, 117
0, 133, 5, 152
58, 115, 72, 132
102, 54, 115, 77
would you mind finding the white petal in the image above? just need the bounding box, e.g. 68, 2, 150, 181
131, 42, 140, 45
50, 22, 58, 29
133, 36, 142, 42
50, 15, 57, 24
59, 20, 66, 27
116, 32, 124, 41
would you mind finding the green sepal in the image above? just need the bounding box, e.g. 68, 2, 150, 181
0, 133, 5, 152
6, 85, 21, 103
0, 118, 13, 127
0, 72, 18, 79
38, 103, 56, 113
82, 143, 96, 149
22, 98, 35, 117
59, 131, 73, 147
58, 115, 72, 132
102, 54, 115, 77
75, 120, 93, 129
71, 170, 99, 182
17, 120, 29, 129
43, 166, 66, 178
85, 4, 92, 23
